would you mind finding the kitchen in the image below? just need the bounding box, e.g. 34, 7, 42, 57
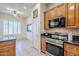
40, 3, 79, 56
0, 3, 79, 56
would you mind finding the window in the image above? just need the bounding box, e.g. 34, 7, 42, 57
17, 22, 21, 34
14, 21, 18, 34
9, 21, 13, 35
3, 20, 9, 35
3, 20, 21, 35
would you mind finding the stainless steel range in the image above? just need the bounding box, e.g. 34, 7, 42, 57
45, 32, 68, 56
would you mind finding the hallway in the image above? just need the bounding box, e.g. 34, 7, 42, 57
16, 39, 45, 56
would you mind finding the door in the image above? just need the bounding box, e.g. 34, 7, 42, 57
32, 20, 40, 52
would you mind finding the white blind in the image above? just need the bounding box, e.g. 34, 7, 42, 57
3, 20, 21, 35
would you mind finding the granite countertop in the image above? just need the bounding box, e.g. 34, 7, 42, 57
0, 37, 16, 42
64, 35, 79, 46
64, 40, 79, 46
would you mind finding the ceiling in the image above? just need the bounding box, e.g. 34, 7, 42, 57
0, 3, 36, 19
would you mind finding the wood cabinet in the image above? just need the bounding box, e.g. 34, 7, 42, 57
64, 43, 79, 56
44, 11, 50, 30
57, 4, 66, 17
49, 8, 56, 19
44, 3, 79, 30
0, 41, 16, 56
66, 3, 79, 28
44, 4, 66, 30
40, 36, 46, 53
49, 4, 66, 19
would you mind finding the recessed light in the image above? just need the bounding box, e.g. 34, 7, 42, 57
17, 11, 24, 14
6, 8, 16, 11
7, 8, 11, 10
24, 7, 27, 9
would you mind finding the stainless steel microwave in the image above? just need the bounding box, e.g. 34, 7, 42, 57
48, 17, 65, 28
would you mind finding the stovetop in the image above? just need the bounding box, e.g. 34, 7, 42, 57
41, 32, 68, 41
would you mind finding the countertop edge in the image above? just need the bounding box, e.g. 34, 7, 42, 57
63, 41, 79, 46
0, 39, 16, 42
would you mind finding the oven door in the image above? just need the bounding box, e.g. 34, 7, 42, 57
46, 42, 64, 56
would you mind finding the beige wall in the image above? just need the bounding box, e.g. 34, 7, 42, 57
46, 3, 62, 11
40, 3, 46, 33
47, 28, 79, 36
0, 12, 27, 39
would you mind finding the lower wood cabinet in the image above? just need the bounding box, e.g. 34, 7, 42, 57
40, 36, 46, 53
64, 43, 79, 56
0, 41, 16, 56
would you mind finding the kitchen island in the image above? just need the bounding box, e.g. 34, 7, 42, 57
0, 37, 16, 56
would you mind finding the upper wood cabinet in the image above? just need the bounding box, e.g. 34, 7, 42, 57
44, 3, 79, 30
44, 4, 66, 30
44, 11, 50, 30
49, 8, 57, 19
66, 3, 79, 28
57, 4, 66, 17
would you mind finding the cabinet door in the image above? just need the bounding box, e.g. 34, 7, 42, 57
44, 12, 50, 30
0, 46, 16, 56
66, 3, 79, 28
64, 43, 79, 56
49, 8, 56, 19
0, 41, 16, 56
57, 4, 66, 17
41, 37, 46, 53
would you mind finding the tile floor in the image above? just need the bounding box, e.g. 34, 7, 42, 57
16, 39, 45, 56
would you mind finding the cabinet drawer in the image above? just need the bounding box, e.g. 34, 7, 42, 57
41, 37, 46, 53
64, 43, 78, 51
0, 41, 16, 48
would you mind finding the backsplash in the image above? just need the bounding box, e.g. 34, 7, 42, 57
45, 28, 79, 36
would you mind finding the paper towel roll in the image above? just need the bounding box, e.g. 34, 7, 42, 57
68, 32, 72, 41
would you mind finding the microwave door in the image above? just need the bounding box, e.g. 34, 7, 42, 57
61, 20, 64, 26
50, 22, 55, 28
55, 22, 59, 27
59, 17, 65, 27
